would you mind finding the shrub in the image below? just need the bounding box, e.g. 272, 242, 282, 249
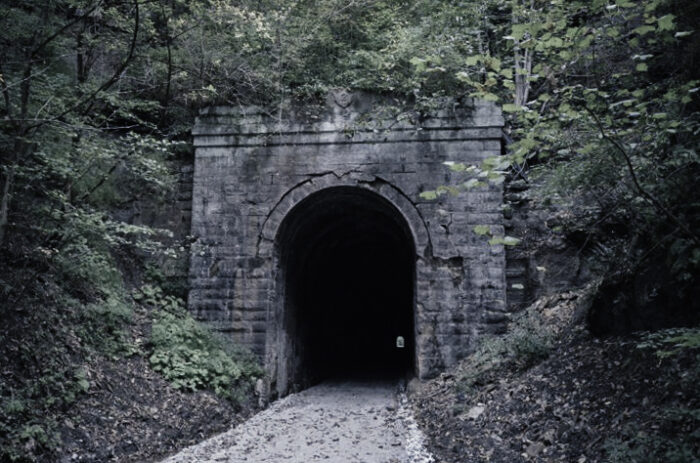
138, 285, 262, 405
457, 308, 553, 393
507, 314, 553, 368
637, 327, 700, 359
604, 407, 700, 463
78, 296, 136, 358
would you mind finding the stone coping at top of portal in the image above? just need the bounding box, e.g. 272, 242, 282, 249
192, 93, 504, 138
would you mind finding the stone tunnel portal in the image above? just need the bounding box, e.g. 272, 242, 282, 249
274, 187, 416, 391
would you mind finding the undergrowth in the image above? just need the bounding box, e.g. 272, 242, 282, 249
636, 327, 700, 360
604, 406, 700, 463
0, 261, 136, 462
0, 228, 140, 461
456, 307, 553, 395
136, 284, 262, 407
604, 327, 700, 462
0, 239, 259, 463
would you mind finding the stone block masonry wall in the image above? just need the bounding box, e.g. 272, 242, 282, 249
189, 92, 506, 386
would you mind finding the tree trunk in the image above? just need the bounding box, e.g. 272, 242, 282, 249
514, 46, 532, 106
513, 0, 534, 107
0, 166, 14, 247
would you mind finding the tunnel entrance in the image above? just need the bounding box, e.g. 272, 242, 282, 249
272, 187, 416, 393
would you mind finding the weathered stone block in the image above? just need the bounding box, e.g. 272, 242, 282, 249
189, 93, 506, 396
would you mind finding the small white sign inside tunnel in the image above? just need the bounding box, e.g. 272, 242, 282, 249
396, 336, 405, 348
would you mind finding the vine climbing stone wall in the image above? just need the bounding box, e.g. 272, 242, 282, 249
189, 92, 507, 391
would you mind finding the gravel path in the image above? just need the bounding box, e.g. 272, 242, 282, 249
159, 380, 434, 463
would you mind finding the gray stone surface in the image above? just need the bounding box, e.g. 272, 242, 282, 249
189, 92, 507, 396
503, 177, 594, 313
158, 381, 434, 463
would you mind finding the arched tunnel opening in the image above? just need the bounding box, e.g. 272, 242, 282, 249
274, 187, 416, 391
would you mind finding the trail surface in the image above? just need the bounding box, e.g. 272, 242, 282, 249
160, 380, 434, 463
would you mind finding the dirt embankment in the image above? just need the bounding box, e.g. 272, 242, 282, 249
56, 355, 246, 463
54, 303, 257, 463
412, 292, 700, 463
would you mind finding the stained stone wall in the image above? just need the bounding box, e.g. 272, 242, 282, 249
189, 92, 507, 394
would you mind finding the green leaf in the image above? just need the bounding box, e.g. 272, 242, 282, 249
419, 191, 438, 200
77, 378, 90, 392
447, 162, 467, 172
488, 235, 521, 246
645, 0, 661, 13
511, 24, 528, 40
409, 57, 427, 72
466, 55, 480, 66
633, 25, 655, 36
487, 56, 502, 72
473, 225, 491, 236
636, 63, 648, 72
456, 71, 472, 83
657, 14, 675, 31
606, 27, 620, 38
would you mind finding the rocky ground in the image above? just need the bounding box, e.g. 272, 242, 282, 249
158, 380, 434, 463
412, 294, 700, 463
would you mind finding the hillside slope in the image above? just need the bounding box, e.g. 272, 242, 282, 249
413, 291, 700, 462
0, 288, 261, 463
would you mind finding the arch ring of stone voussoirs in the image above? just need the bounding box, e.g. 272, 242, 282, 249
256, 173, 430, 259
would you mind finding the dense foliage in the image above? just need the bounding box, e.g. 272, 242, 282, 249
136, 284, 261, 403
418, 0, 700, 329
0, 0, 698, 461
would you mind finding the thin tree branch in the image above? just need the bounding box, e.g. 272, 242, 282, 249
25, 0, 141, 132
79, 158, 123, 202
583, 104, 700, 245
159, 2, 173, 129
0, 165, 14, 246
29, 1, 105, 60
0, 60, 12, 120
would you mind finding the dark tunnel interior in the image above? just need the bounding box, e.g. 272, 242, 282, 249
277, 187, 415, 387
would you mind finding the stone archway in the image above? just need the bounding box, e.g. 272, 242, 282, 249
188, 94, 508, 399
269, 186, 417, 395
